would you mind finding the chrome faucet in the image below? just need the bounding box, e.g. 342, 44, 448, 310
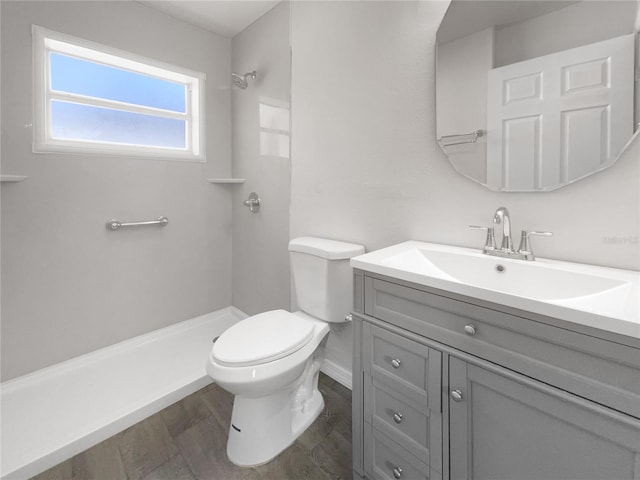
493, 206, 513, 252
469, 207, 553, 261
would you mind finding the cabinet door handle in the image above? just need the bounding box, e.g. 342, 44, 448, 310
393, 412, 403, 424
393, 466, 403, 479
391, 358, 402, 369
464, 324, 476, 336
451, 389, 463, 402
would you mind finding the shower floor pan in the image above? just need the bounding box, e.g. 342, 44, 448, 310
1, 306, 245, 479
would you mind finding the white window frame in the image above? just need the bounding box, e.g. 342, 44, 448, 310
32, 25, 206, 161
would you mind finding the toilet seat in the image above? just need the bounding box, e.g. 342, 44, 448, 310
212, 310, 315, 367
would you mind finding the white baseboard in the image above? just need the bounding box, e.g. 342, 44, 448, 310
229, 305, 249, 321
321, 359, 352, 390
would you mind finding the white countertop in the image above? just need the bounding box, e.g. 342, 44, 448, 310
351, 241, 640, 340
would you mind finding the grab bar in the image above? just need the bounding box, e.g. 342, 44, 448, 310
106, 216, 169, 231
438, 129, 484, 147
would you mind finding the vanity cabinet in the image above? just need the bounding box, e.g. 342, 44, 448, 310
449, 357, 640, 480
352, 270, 640, 480
362, 322, 442, 480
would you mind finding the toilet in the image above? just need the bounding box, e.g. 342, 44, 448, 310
206, 236, 365, 467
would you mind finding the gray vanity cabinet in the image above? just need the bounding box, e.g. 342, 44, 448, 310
352, 270, 640, 480
449, 357, 640, 480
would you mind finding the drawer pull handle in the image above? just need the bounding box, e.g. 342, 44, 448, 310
464, 324, 476, 336
391, 358, 402, 369
451, 389, 463, 402
393, 412, 403, 424
393, 466, 403, 479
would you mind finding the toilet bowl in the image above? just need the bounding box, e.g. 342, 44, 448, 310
206, 237, 364, 467
207, 310, 330, 466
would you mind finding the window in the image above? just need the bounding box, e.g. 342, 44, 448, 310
33, 26, 205, 160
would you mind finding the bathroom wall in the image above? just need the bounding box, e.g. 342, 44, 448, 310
290, 1, 640, 375
494, 1, 636, 67
436, 27, 493, 184
1, 1, 233, 380
231, 2, 291, 315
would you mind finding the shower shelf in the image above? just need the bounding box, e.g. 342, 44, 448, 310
207, 178, 246, 184
1, 175, 27, 182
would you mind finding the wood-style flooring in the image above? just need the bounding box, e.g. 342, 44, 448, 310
30, 373, 352, 480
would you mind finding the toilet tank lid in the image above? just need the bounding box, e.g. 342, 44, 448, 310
288, 237, 365, 260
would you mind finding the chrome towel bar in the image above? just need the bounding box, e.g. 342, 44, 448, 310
106, 216, 169, 231
438, 129, 484, 147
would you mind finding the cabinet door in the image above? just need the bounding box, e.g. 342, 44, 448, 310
449, 357, 640, 480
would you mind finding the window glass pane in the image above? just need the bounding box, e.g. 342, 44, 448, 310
51, 101, 186, 149
50, 53, 186, 113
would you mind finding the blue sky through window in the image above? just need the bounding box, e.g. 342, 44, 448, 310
50, 53, 186, 113
51, 101, 186, 149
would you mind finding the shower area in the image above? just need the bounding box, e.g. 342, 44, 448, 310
0, 1, 291, 478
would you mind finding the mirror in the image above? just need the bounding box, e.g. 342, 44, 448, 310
436, 1, 639, 192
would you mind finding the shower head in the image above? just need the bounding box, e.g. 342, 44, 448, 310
231, 71, 257, 89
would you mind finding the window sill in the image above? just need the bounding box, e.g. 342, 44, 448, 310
33, 144, 205, 162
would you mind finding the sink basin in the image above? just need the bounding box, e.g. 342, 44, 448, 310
382, 245, 629, 301
351, 241, 640, 338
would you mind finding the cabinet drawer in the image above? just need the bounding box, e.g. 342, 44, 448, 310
364, 276, 640, 417
364, 422, 440, 480
362, 322, 443, 474
365, 374, 431, 463
363, 323, 440, 405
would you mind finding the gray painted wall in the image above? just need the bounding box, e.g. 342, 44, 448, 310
290, 1, 640, 374
494, 1, 636, 67
1, 1, 233, 380
231, 3, 291, 315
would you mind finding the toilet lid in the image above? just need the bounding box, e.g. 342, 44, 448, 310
212, 310, 315, 367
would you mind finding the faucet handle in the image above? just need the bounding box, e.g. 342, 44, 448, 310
518, 230, 553, 259
469, 225, 497, 252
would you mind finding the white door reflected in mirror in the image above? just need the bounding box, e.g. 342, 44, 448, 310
436, 0, 639, 192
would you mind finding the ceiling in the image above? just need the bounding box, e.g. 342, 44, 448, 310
437, 0, 579, 43
138, 1, 281, 38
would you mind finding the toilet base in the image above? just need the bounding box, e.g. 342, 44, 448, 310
227, 390, 324, 467
226, 388, 324, 467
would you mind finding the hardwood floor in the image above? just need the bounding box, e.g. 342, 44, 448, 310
31, 374, 352, 480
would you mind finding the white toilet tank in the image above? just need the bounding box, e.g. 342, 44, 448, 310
288, 237, 365, 323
